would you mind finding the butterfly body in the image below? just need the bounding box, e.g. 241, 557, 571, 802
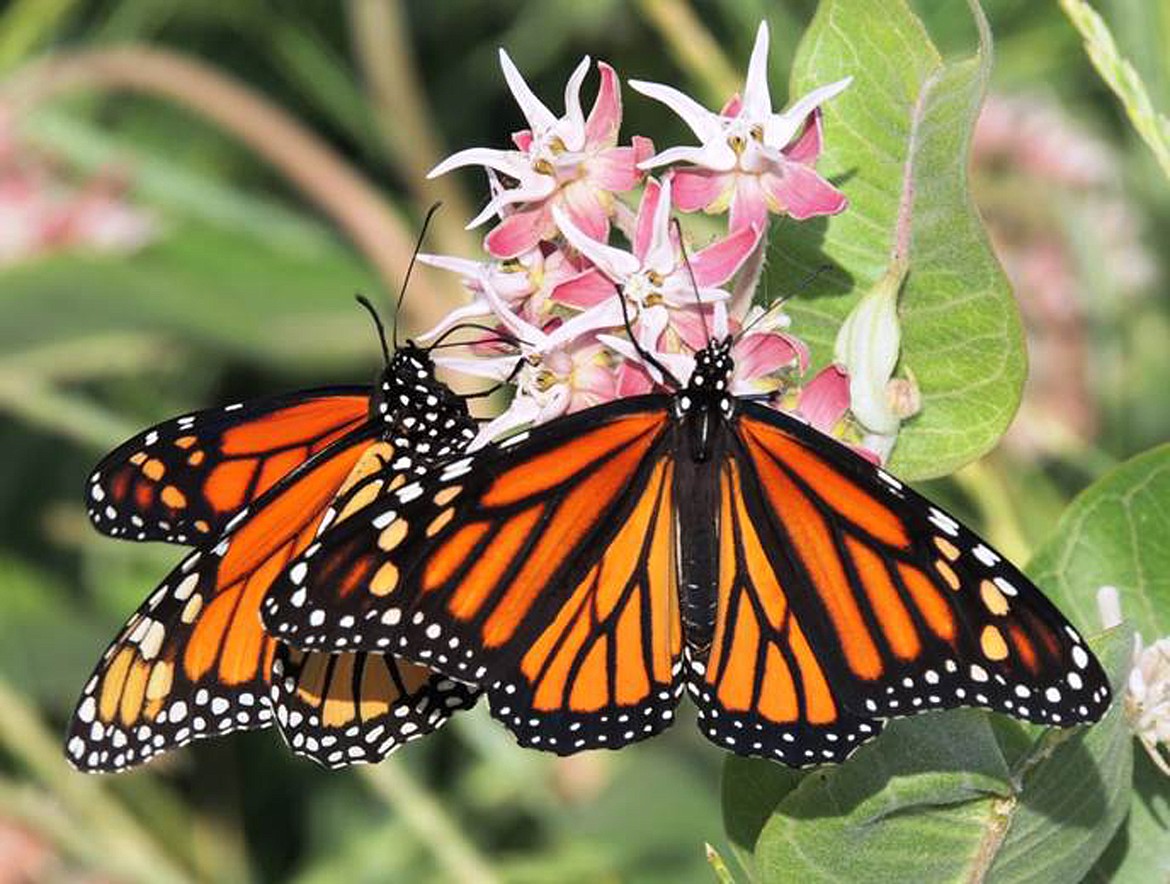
266, 337, 1111, 765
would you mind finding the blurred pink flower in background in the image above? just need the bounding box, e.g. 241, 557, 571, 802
972, 93, 1155, 458
0, 114, 157, 266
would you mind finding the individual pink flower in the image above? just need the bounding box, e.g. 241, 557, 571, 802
552, 175, 761, 350
435, 272, 623, 444
417, 244, 592, 340
630, 22, 850, 231
428, 51, 652, 259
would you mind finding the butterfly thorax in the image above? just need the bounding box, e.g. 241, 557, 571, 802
371, 343, 476, 459
672, 337, 736, 464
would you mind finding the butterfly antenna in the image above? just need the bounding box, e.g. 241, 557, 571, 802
355, 294, 392, 367
426, 322, 524, 353
737, 264, 834, 340
464, 358, 527, 401
392, 201, 443, 351
673, 218, 713, 348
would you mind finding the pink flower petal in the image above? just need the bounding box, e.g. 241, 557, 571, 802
614, 360, 656, 396
587, 145, 644, 192
688, 222, 762, 287
671, 168, 729, 213
561, 182, 611, 243
734, 332, 801, 380
721, 93, 742, 116
485, 205, 551, 259
633, 177, 664, 261
728, 175, 770, 232
672, 306, 718, 351
761, 163, 847, 220
551, 267, 617, 309
783, 109, 823, 164
584, 62, 622, 147
513, 130, 534, 151
797, 364, 850, 434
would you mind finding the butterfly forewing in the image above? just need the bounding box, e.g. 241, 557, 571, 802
71, 342, 488, 771
264, 401, 690, 752
86, 388, 369, 544
66, 429, 375, 771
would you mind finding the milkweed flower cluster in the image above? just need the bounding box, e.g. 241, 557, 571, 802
1127, 632, 1170, 776
423, 22, 897, 457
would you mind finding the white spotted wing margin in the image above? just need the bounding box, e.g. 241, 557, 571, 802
270, 644, 479, 769
65, 546, 274, 773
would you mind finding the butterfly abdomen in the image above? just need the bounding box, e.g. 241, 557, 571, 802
672, 428, 723, 657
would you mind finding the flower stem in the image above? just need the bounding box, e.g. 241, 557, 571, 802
636, 0, 741, 103
346, 0, 478, 259
1, 46, 463, 335
359, 761, 500, 884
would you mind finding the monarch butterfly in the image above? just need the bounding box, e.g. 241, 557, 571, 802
66, 305, 482, 772
262, 333, 1112, 766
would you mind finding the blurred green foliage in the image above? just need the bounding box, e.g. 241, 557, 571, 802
0, 1, 1166, 882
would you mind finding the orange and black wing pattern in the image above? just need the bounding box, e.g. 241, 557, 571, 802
266, 399, 686, 751
86, 388, 369, 544
66, 429, 374, 771
690, 456, 884, 764
271, 644, 477, 768
726, 403, 1110, 741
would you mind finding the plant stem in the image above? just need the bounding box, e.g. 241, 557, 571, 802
1, 46, 463, 335
636, 0, 741, 103
347, 0, 478, 259
0, 372, 137, 450
359, 761, 500, 884
952, 459, 1032, 565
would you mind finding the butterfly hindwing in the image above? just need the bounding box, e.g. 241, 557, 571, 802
86, 388, 369, 544
731, 403, 1111, 727
686, 456, 885, 765
66, 429, 376, 771
271, 645, 479, 768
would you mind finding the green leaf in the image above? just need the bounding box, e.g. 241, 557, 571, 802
0, 221, 382, 373
721, 630, 1132, 883
1085, 751, 1170, 883
1028, 443, 1170, 639
728, 709, 1010, 883
984, 627, 1133, 884
776, 0, 1023, 480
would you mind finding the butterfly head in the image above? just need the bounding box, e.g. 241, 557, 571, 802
687, 337, 735, 397
371, 342, 476, 448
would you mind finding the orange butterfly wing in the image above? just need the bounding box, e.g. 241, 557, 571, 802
690, 457, 884, 764
729, 404, 1110, 731
87, 388, 369, 544
265, 402, 685, 751
69, 432, 478, 771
